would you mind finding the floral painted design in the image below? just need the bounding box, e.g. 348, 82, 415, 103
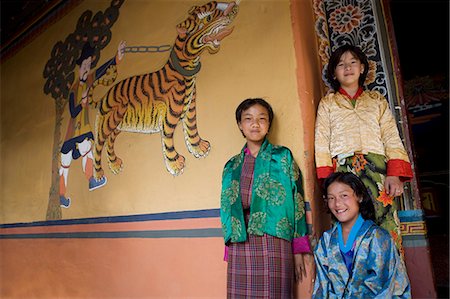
295, 193, 305, 220
313, 0, 391, 98
254, 173, 286, 206
364, 59, 377, 85
291, 160, 300, 181
281, 156, 290, 176
230, 216, 243, 241
259, 151, 271, 161
248, 212, 266, 235
351, 153, 368, 172
390, 229, 398, 243
231, 154, 243, 170
221, 222, 228, 237
329, 5, 363, 33
221, 179, 240, 210
377, 189, 394, 207
276, 217, 293, 236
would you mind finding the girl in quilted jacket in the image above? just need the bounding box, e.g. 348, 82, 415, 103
314, 44, 413, 254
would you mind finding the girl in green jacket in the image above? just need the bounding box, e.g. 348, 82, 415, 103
220, 98, 311, 298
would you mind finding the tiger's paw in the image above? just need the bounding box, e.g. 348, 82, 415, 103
167, 154, 186, 176
190, 139, 211, 158
94, 169, 105, 180
108, 157, 123, 175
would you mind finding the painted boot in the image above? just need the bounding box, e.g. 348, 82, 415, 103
60, 195, 71, 208
89, 176, 107, 191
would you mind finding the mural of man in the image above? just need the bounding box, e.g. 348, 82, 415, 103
59, 41, 126, 208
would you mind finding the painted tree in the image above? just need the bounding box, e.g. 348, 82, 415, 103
43, 0, 123, 220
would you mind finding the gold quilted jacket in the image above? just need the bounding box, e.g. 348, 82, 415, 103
314, 90, 410, 169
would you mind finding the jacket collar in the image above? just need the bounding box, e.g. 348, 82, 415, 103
338, 87, 364, 100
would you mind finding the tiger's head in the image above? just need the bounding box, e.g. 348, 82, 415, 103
176, 1, 239, 58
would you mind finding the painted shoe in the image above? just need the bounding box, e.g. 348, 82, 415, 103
89, 176, 107, 191
60, 196, 71, 208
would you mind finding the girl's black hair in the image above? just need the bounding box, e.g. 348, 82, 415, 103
323, 172, 376, 221
235, 98, 274, 136
326, 44, 369, 91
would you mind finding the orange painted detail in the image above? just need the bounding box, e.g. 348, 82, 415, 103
85, 157, 93, 180
59, 175, 66, 196
1, 238, 227, 298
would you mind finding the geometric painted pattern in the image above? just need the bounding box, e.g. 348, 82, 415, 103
398, 210, 429, 247
400, 221, 427, 236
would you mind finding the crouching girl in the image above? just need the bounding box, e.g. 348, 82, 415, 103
313, 172, 410, 298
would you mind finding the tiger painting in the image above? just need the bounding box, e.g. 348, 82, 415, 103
92, 1, 239, 178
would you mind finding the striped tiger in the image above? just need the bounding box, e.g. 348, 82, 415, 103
92, 1, 238, 178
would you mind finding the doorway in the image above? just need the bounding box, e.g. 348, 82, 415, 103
390, 0, 449, 297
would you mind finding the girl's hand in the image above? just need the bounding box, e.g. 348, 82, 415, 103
385, 176, 404, 196
294, 253, 307, 282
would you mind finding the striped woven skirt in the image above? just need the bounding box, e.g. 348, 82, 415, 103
227, 233, 294, 298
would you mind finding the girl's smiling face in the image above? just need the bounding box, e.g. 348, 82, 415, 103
238, 104, 270, 145
326, 181, 361, 228
334, 51, 365, 90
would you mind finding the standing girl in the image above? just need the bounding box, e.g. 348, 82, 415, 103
314, 44, 413, 252
313, 172, 410, 298
220, 98, 311, 298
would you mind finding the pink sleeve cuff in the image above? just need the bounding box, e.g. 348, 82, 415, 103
223, 245, 229, 262
292, 236, 311, 254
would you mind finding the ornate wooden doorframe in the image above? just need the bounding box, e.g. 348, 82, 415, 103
311, 0, 437, 297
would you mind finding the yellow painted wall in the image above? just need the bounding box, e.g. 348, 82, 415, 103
1, 0, 318, 223
1, 0, 322, 297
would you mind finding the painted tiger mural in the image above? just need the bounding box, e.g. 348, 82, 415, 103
92, 1, 239, 178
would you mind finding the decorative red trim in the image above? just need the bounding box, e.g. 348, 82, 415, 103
387, 159, 413, 181
316, 166, 334, 179
338, 87, 364, 99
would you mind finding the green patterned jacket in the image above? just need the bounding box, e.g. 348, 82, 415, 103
220, 139, 308, 244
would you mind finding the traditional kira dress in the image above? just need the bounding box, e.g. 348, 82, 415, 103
315, 88, 413, 254
220, 139, 310, 298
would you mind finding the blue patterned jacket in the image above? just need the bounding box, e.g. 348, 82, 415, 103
313, 219, 411, 298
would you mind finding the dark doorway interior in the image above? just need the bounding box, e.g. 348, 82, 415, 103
390, 0, 449, 297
